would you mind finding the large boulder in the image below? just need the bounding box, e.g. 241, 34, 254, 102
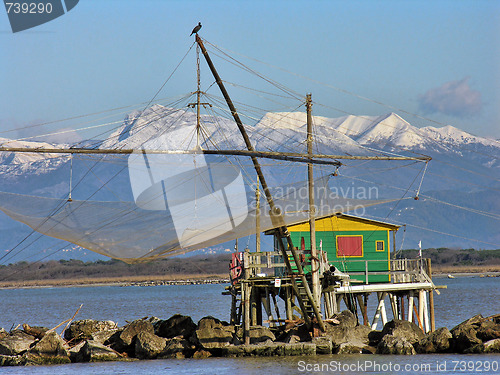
197, 325, 235, 349
109, 319, 154, 354
325, 323, 372, 353
330, 310, 358, 329
134, 331, 167, 359
416, 327, 452, 353
195, 316, 236, 350
381, 320, 425, 345
160, 337, 196, 358
476, 319, 500, 342
376, 335, 416, 355
64, 320, 117, 343
450, 316, 483, 353
76, 340, 121, 362
484, 338, 500, 353
29, 331, 69, 357
312, 337, 333, 354
0, 330, 36, 355
235, 326, 276, 345
155, 314, 196, 339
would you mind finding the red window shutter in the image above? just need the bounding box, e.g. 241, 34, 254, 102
337, 236, 363, 257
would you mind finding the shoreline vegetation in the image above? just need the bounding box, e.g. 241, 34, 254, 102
0, 249, 499, 289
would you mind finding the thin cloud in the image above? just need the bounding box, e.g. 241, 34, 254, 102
418, 77, 482, 117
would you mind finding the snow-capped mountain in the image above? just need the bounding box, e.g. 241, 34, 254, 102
0, 106, 498, 261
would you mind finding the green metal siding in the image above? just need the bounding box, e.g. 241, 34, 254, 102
289, 230, 390, 283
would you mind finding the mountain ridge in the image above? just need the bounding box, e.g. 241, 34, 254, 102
0, 107, 498, 261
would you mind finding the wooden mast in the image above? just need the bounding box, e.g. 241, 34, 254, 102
195, 34, 326, 331
306, 94, 320, 307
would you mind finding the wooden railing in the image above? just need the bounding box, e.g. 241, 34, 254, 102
333, 258, 432, 284
235, 250, 432, 285
240, 249, 330, 279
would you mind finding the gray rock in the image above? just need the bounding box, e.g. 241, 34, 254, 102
78, 340, 121, 362
29, 331, 69, 357
451, 322, 482, 353
376, 335, 416, 355
197, 316, 227, 330
325, 324, 372, 353
155, 314, 196, 339
91, 329, 119, 344
236, 326, 275, 345
312, 337, 332, 354
192, 349, 212, 358
452, 314, 484, 330
330, 310, 358, 329
0, 354, 23, 366
68, 341, 86, 362
279, 324, 311, 343
416, 327, 452, 353
20, 352, 71, 365
134, 331, 167, 359
368, 330, 384, 346
111, 319, 154, 353
381, 320, 425, 345
0, 328, 6, 340
64, 320, 117, 342
476, 319, 500, 342
160, 337, 194, 358
0, 330, 36, 355
484, 338, 500, 353
197, 326, 235, 349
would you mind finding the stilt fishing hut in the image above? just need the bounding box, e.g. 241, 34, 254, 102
227, 212, 445, 337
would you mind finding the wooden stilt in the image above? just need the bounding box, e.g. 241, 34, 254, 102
243, 282, 250, 345
335, 294, 342, 314
285, 287, 293, 321
418, 290, 425, 331
408, 292, 414, 323
426, 258, 436, 332
363, 294, 369, 326
371, 292, 387, 330
324, 292, 332, 319
262, 287, 275, 327
422, 291, 430, 333
230, 288, 238, 325
413, 302, 423, 331
389, 293, 398, 320
271, 289, 281, 322
400, 295, 405, 321
356, 294, 368, 326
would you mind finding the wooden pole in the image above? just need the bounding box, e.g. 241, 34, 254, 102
408, 292, 414, 323
243, 249, 250, 345
0, 146, 430, 161
285, 287, 293, 321
426, 258, 436, 332
196, 35, 324, 331
413, 303, 424, 331
418, 290, 425, 330
422, 291, 430, 333
371, 292, 387, 330
306, 94, 320, 309
255, 176, 261, 253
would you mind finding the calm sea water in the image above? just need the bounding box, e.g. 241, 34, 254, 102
0, 276, 498, 374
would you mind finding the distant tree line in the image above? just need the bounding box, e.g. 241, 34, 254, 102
0, 254, 231, 282
0, 248, 499, 282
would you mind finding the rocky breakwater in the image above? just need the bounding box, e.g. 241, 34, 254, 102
0, 312, 499, 366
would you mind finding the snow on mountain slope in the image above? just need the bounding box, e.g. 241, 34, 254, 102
421, 125, 499, 148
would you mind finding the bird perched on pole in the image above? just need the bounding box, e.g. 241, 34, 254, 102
190, 22, 202, 36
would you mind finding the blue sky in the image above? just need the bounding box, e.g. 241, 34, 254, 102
1, 0, 499, 140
